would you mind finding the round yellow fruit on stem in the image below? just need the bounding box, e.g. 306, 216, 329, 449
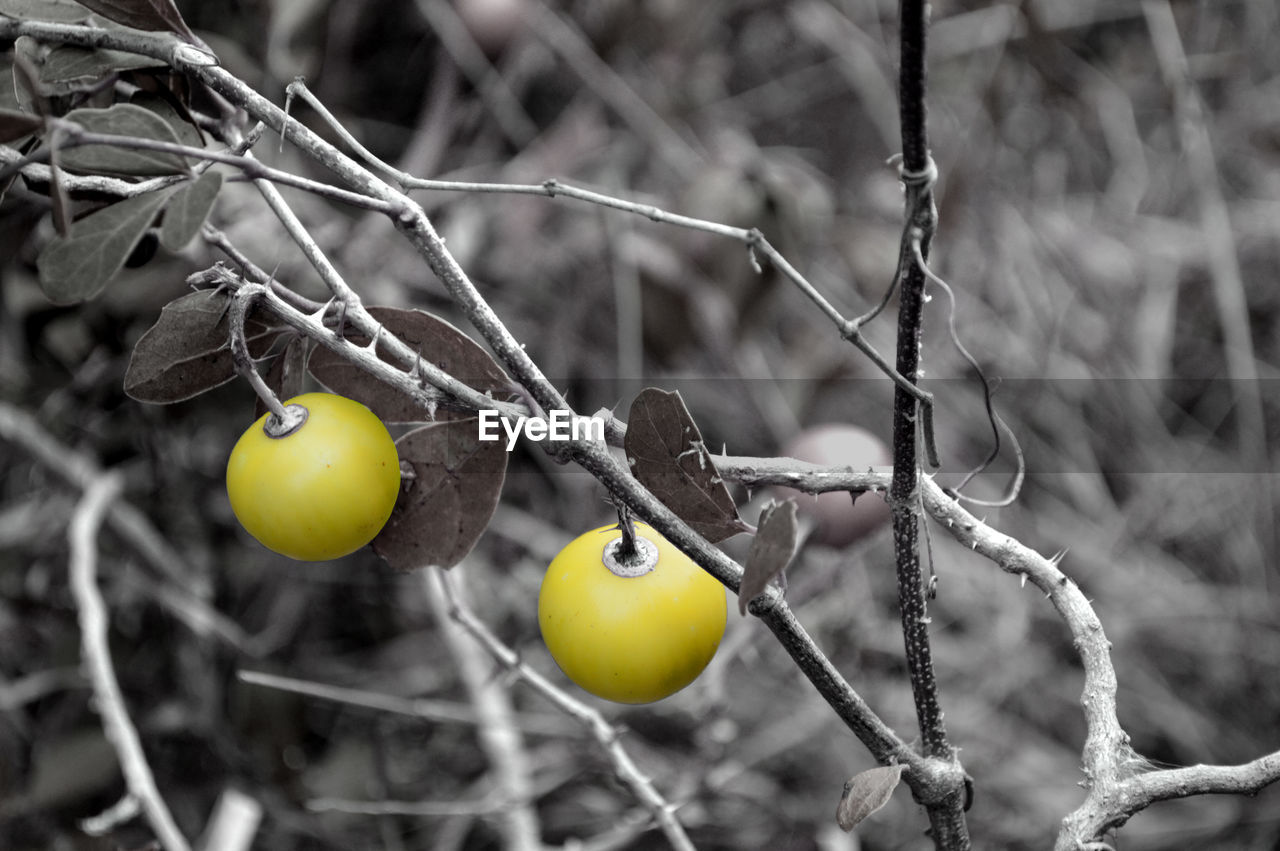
226, 392, 401, 561
538, 522, 727, 704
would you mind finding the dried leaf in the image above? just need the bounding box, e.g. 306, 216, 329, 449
373, 420, 508, 570
308, 307, 510, 423
160, 169, 221, 250
124, 289, 279, 403
254, 334, 308, 420
0, 0, 93, 22
37, 187, 175, 303
738, 500, 797, 615
58, 103, 189, 176
624, 388, 747, 543
0, 108, 41, 144
70, 0, 198, 42
836, 764, 904, 831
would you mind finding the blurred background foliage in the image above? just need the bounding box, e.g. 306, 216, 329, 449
2, 0, 1280, 848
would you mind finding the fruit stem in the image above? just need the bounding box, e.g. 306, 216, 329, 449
613, 503, 640, 563
229, 283, 291, 424
263, 403, 309, 438
604, 504, 658, 577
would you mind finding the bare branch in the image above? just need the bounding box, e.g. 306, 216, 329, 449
433, 568, 697, 851
237, 668, 570, 735
424, 569, 541, 851
0, 402, 252, 652
196, 788, 262, 851
69, 472, 191, 851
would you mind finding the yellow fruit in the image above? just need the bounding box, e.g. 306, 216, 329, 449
226, 392, 400, 561
538, 522, 727, 704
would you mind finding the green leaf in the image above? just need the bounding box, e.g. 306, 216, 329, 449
160, 170, 221, 250
59, 103, 190, 176
37, 187, 174, 303
125, 289, 280, 404
0, 0, 93, 22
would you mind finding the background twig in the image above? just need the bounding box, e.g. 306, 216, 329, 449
69, 473, 191, 851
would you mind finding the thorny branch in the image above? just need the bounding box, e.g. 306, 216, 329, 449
888, 0, 969, 846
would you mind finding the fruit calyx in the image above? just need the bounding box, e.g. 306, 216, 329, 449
263, 403, 310, 439
602, 534, 657, 578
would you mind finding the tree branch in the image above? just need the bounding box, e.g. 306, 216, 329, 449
70, 472, 191, 851
891, 0, 969, 845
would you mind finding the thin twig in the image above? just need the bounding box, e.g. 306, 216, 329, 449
193, 266, 526, 422
0, 666, 85, 710
434, 569, 696, 851
1142, 0, 1270, 589
200, 225, 327, 315
4, 123, 402, 215
523, 1, 702, 176
0, 402, 253, 652
69, 472, 191, 851
196, 788, 262, 851
237, 669, 571, 735
274, 61, 933, 430
424, 569, 541, 851
914, 246, 1025, 505
306, 795, 506, 817
409, 0, 538, 145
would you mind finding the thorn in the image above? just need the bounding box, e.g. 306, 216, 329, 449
310, 296, 335, 323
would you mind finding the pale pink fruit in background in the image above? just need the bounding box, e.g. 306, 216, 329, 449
774, 424, 892, 547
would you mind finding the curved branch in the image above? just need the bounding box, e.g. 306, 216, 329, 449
70, 473, 192, 851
